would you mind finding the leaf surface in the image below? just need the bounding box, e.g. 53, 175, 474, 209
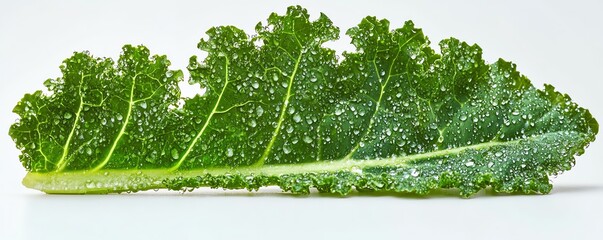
11, 6, 598, 196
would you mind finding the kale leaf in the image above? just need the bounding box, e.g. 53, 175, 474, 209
11, 6, 598, 196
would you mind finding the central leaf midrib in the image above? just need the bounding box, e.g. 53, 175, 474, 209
35, 131, 577, 179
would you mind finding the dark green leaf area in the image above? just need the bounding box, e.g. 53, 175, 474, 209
11, 46, 182, 172
173, 6, 340, 169
165, 131, 584, 197
11, 6, 598, 196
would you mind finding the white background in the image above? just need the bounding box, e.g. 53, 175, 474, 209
1, 0, 602, 239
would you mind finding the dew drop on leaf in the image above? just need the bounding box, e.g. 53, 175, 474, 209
226, 148, 233, 157
256, 106, 264, 117
283, 145, 291, 154
286, 125, 294, 133
171, 149, 180, 160
293, 114, 301, 123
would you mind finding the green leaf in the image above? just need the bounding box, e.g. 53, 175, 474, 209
11, 6, 598, 197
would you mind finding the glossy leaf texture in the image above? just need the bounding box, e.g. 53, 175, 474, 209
11, 6, 598, 196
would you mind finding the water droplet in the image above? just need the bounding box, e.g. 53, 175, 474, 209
171, 149, 180, 160
310, 77, 317, 82
139, 101, 147, 109
101, 118, 107, 125
249, 120, 257, 127
226, 148, 234, 157
252, 82, 259, 89
64, 112, 72, 119
459, 115, 467, 121
410, 169, 420, 177
303, 136, 312, 143
293, 114, 301, 123
281, 81, 288, 88
283, 145, 291, 154
286, 125, 294, 133
495, 151, 503, 157
256, 106, 264, 117
465, 161, 475, 167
